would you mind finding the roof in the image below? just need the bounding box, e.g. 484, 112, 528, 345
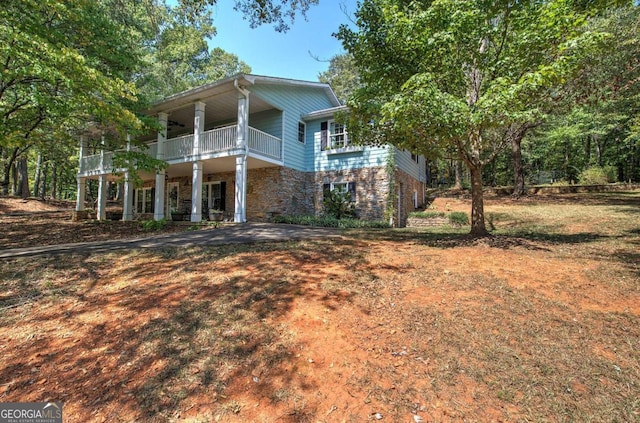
147, 74, 341, 114
301, 105, 349, 121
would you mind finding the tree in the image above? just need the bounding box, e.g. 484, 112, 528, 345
337, 0, 624, 235
1, 0, 316, 197
318, 53, 360, 105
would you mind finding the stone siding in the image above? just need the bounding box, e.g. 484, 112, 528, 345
314, 166, 390, 221
395, 169, 426, 227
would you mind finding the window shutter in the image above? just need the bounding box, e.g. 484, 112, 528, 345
320, 121, 328, 151
348, 182, 356, 202
322, 183, 330, 199
150, 187, 156, 213
220, 181, 226, 211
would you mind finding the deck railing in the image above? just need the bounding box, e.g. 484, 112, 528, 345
79, 125, 282, 174
248, 127, 281, 160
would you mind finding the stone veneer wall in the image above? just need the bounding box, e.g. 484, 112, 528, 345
245, 167, 315, 220
167, 167, 315, 221
395, 168, 426, 227
314, 166, 390, 221
158, 165, 424, 224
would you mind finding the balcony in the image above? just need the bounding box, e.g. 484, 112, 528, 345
79, 125, 282, 175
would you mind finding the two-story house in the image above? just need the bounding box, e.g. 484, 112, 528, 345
75, 74, 427, 226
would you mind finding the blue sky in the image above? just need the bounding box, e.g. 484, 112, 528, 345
209, 0, 357, 82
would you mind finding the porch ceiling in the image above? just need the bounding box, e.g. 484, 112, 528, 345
140, 90, 276, 142
165, 157, 280, 179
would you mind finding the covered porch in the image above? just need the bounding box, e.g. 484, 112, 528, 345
76, 76, 284, 223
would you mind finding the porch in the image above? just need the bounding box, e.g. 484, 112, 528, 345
78, 125, 282, 176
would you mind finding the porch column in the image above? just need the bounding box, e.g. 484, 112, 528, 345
76, 135, 87, 211
122, 135, 134, 221
97, 175, 107, 220
76, 177, 86, 211
191, 160, 203, 222
193, 101, 205, 156
190, 102, 206, 223
154, 112, 168, 220
234, 87, 249, 223
97, 134, 107, 220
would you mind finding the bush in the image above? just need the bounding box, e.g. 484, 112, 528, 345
409, 211, 446, 219
140, 219, 167, 231
323, 190, 356, 219
448, 211, 470, 226
579, 166, 617, 185
272, 214, 389, 229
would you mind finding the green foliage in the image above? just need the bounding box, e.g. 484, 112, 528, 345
140, 219, 168, 232
318, 53, 360, 105
448, 212, 470, 226
272, 215, 390, 229
323, 189, 356, 220
578, 166, 617, 185
408, 211, 445, 219
336, 0, 625, 234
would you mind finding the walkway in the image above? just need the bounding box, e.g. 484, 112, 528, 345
0, 223, 342, 259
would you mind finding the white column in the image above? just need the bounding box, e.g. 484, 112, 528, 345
76, 177, 86, 211
234, 155, 247, 222
234, 90, 249, 223
76, 134, 87, 212
97, 175, 107, 220
97, 134, 107, 220
154, 112, 168, 220
191, 160, 203, 222
122, 134, 134, 221
193, 101, 205, 157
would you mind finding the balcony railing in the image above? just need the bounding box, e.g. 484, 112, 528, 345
79, 125, 282, 174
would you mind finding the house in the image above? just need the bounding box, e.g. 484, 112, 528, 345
75, 74, 428, 226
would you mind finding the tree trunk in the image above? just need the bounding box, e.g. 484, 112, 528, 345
511, 127, 526, 197
16, 157, 30, 199
34, 153, 43, 198
50, 161, 58, 199
11, 161, 18, 195
454, 159, 463, 190
468, 163, 487, 236
41, 161, 49, 199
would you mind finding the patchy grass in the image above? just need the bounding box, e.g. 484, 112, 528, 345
0, 191, 639, 422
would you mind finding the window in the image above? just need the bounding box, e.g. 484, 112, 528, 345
411, 153, 419, 163
167, 182, 179, 213
135, 187, 154, 214
323, 181, 356, 202
329, 120, 348, 149
297, 122, 306, 143
202, 181, 226, 213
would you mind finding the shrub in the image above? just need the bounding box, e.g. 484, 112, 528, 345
272, 214, 389, 229
448, 211, 470, 226
409, 211, 445, 219
579, 166, 617, 185
140, 219, 167, 231
323, 190, 356, 219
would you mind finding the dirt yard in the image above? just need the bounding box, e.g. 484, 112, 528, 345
0, 193, 639, 422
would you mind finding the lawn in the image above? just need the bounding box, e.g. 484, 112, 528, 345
0, 191, 638, 422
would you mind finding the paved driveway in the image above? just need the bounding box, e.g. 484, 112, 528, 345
0, 223, 342, 259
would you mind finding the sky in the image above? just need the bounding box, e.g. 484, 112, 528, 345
209, 0, 358, 82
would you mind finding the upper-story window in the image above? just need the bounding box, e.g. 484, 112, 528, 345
329, 120, 348, 149
298, 121, 306, 143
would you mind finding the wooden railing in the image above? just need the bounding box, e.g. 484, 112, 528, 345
79, 125, 281, 174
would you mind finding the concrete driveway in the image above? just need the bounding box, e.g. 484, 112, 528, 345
0, 223, 342, 259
